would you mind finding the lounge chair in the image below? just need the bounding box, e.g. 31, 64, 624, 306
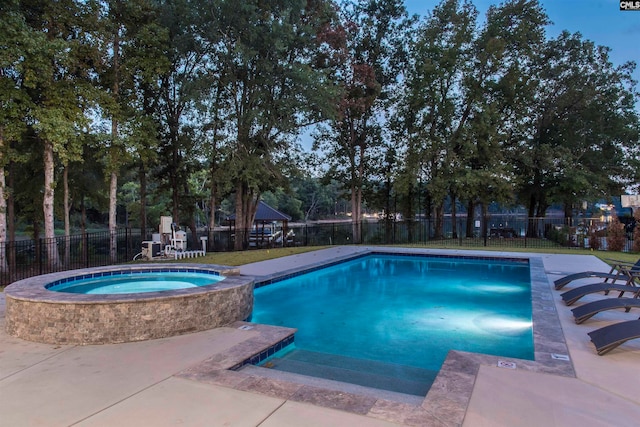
561, 279, 640, 306
571, 297, 640, 324
554, 258, 640, 290
588, 320, 640, 355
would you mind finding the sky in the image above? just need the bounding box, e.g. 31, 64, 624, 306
404, 0, 640, 86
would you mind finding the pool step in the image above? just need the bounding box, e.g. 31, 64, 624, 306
265, 349, 436, 396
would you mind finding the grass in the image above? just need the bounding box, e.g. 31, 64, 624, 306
165, 243, 639, 266
390, 240, 640, 264
160, 246, 331, 266
2, 243, 637, 292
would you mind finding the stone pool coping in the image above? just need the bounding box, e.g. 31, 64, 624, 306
4, 263, 243, 303
4, 264, 255, 345
180, 248, 575, 426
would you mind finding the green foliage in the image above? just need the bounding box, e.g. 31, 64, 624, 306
192, 0, 343, 240
633, 211, 640, 253
607, 216, 626, 252
516, 30, 640, 218
546, 225, 568, 246
2, 0, 639, 241
588, 225, 602, 251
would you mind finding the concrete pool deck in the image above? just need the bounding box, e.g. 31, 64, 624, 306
1, 246, 640, 426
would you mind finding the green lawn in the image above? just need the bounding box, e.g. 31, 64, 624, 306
165, 243, 638, 266
163, 246, 331, 266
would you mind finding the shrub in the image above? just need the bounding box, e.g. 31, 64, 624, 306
633, 211, 640, 252
588, 224, 602, 250
547, 225, 569, 246
607, 215, 626, 252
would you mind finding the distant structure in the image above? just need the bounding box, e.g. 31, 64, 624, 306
227, 201, 293, 248
621, 195, 640, 210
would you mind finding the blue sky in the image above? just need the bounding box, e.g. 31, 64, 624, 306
404, 0, 640, 86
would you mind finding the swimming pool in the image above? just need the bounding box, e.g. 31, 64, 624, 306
47, 271, 226, 294
251, 253, 532, 394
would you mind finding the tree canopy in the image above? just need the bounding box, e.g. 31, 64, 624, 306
1, 0, 639, 265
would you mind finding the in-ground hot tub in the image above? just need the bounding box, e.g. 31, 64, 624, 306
4, 264, 254, 345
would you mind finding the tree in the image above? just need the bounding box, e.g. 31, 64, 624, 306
396, 0, 551, 238
0, 0, 32, 272
198, 0, 341, 249
122, 1, 168, 234
97, 0, 169, 256
394, 0, 477, 237
153, 0, 205, 232
315, 0, 413, 243
515, 31, 640, 232
15, 0, 100, 268
458, 0, 549, 236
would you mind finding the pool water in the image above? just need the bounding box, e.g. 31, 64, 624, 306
48, 272, 225, 294
251, 254, 532, 392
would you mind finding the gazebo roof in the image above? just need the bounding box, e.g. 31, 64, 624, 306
228, 200, 291, 222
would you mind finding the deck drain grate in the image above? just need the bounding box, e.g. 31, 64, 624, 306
497, 360, 517, 369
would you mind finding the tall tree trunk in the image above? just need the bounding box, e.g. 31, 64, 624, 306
8, 161, 15, 277
451, 194, 458, 239
384, 176, 392, 244
234, 181, 259, 250
208, 168, 217, 251
434, 203, 444, 239
481, 202, 488, 239
189, 215, 197, 251
208, 123, 220, 251
139, 163, 147, 236
350, 186, 358, 244
466, 200, 475, 238
0, 130, 7, 273
81, 195, 88, 266
0, 169, 6, 274
109, 23, 120, 263
234, 185, 244, 251
535, 199, 549, 239
536, 200, 548, 218
63, 166, 70, 266
424, 192, 433, 239
109, 171, 118, 263
527, 193, 537, 238
405, 184, 414, 244
43, 140, 60, 269
352, 142, 364, 244
171, 144, 179, 224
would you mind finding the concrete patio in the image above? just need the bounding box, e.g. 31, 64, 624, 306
1, 247, 639, 426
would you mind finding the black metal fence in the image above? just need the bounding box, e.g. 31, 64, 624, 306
0, 216, 631, 286
0, 228, 144, 286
